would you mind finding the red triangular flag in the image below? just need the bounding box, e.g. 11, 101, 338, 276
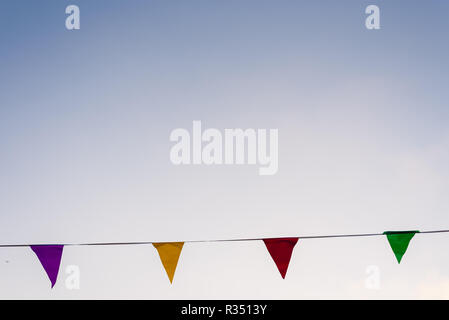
263, 238, 298, 279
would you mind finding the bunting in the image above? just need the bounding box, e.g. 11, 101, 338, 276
384, 231, 419, 264
153, 242, 184, 283
30, 245, 64, 288
263, 238, 298, 279
4, 229, 447, 287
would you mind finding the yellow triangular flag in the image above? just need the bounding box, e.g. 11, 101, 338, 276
153, 242, 184, 283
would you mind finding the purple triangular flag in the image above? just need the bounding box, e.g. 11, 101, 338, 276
30, 245, 64, 288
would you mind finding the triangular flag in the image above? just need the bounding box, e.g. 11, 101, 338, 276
384, 231, 419, 264
153, 242, 184, 283
30, 245, 64, 288
263, 238, 298, 279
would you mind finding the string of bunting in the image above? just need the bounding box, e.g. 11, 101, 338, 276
1, 229, 448, 288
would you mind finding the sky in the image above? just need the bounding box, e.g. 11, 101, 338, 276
1, 0, 449, 299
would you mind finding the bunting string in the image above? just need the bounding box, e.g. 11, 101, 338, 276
0, 229, 448, 247
1, 229, 448, 287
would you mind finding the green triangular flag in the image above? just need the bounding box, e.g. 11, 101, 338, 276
383, 231, 419, 264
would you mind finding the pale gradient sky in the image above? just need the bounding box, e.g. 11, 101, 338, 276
1, 0, 449, 299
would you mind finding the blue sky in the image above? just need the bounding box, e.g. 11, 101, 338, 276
1, 1, 449, 298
